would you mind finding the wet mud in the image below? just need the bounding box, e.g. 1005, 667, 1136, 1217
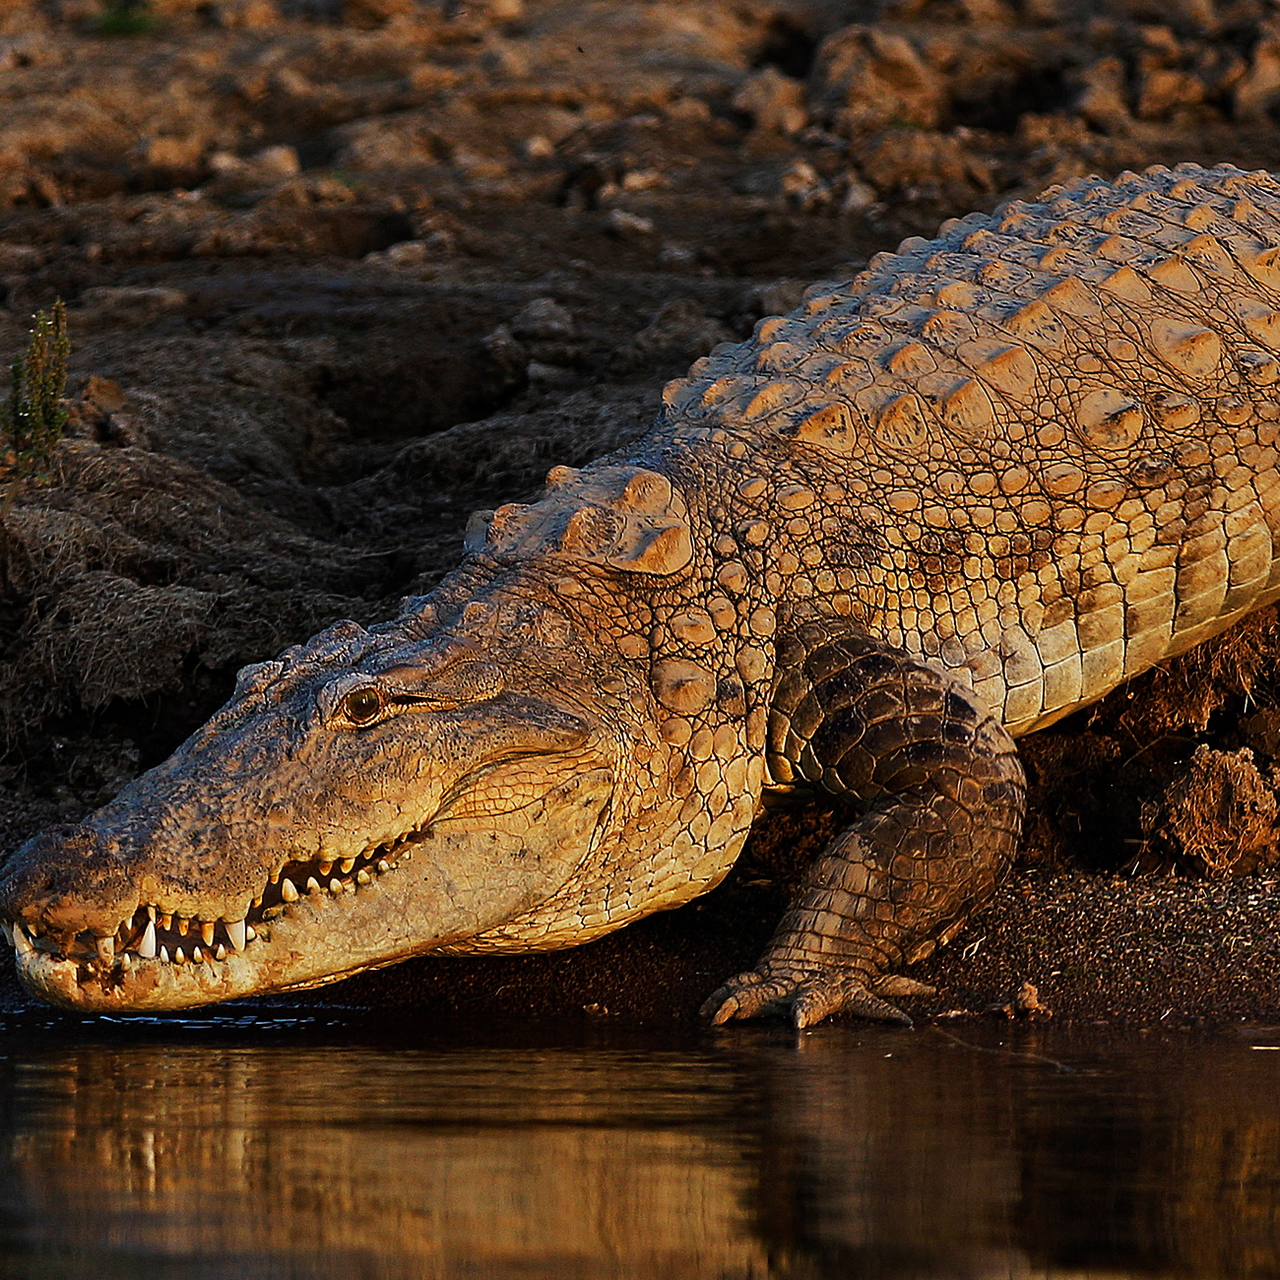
3, 0, 1280, 1026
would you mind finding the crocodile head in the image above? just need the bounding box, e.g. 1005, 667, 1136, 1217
0, 580, 643, 1012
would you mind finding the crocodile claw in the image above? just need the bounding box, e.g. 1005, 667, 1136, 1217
700, 967, 914, 1029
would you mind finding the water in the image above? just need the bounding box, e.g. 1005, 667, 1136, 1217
0, 1015, 1276, 1279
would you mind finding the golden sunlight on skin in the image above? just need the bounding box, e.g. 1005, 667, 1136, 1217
4, 163, 1280, 1025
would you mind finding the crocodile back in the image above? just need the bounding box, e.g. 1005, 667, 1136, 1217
658, 163, 1280, 734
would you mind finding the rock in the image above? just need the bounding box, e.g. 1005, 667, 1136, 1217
657, 241, 697, 269
138, 136, 204, 170
1235, 22, 1280, 122
1132, 25, 1210, 120
526, 360, 575, 388
511, 298, 574, 341
1136, 66, 1205, 118
208, 0, 280, 28
330, 118, 436, 172
856, 128, 995, 199
480, 40, 527, 78
260, 176, 358, 208
739, 281, 809, 326
206, 150, 244, 177
629, 297, 733, 364
840, 178, 877, 214
663, 97, 712, 124
104, 414, 151, 450
0, 35, 56, 69
251, 145, 301, 181
208, 144, 300, 186
959, 0, 1015, 21
1153, 0, 1219, 34
1076, 55, 1133, 132
732, 67, 807, 136
621, 169, 663, 193
811, 25, 947, 138
989, 979, 1052, 1019
778, 158, 830, 211
368, 239, 433, 267
606, 208, 655, 239
478, 324, 529, 399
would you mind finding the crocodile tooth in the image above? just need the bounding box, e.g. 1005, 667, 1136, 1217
192, 946, 203, 963
329, 879, 342, 895
280, 879, 299, 903
12, 925, 31, 955
177, 917, 189, 937
120, 953, 133, 971
318, 861, 333, 877
306, 877, 321, 894
160, 913, 172, 931
252, 895, 263, 909
226, 918, 246, 951
147, 905, 157, 922
201, 921, 215, 947
377, 860, 390, 874
95, 936, 115, 964
174, 947, 186, 965
357, 870, 371, 886
215, 944, 227, 961
138, 920, 157, 960
245, 925, 256, 942
159, 945, 170, 964
340, 858, 356, 874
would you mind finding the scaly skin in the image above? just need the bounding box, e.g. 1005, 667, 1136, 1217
3, 162, 1280, 1025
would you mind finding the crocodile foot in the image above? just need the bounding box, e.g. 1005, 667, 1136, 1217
700, 966, 932, 1029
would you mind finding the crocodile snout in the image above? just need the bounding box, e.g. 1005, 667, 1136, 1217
0, 823, 142, 941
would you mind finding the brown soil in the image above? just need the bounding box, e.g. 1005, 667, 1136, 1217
3, 0, 1280, 1027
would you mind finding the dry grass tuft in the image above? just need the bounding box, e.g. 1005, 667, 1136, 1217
0, 429, 380, 746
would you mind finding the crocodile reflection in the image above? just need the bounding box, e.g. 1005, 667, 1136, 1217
1, 1029, 1279, 1277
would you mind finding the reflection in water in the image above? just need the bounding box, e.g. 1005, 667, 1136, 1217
0, 1019, 1277, 1277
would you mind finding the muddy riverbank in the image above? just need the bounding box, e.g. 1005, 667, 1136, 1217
3, 0, 1280, 1027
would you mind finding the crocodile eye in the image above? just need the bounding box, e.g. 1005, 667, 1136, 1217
341, 687, 382, 725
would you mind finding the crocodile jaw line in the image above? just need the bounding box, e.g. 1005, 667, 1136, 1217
7, 762, 615, 1013
10, 847, 462, 1011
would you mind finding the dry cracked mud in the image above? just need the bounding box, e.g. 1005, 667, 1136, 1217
4, 0, 1280, 1027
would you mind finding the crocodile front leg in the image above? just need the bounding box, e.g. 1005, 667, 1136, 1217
702, 626, 1025, 1028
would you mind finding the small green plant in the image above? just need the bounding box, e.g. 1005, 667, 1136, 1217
93, 0, 157, 36
1, 299, 69, 523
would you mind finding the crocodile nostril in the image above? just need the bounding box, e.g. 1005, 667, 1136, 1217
0, 824, 137, 940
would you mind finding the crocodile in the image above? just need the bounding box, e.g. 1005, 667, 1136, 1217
4, 160, 1280, 1025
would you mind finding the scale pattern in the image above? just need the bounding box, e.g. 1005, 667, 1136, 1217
659, 162, 1280, 736
457, 163, 1280, 1022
